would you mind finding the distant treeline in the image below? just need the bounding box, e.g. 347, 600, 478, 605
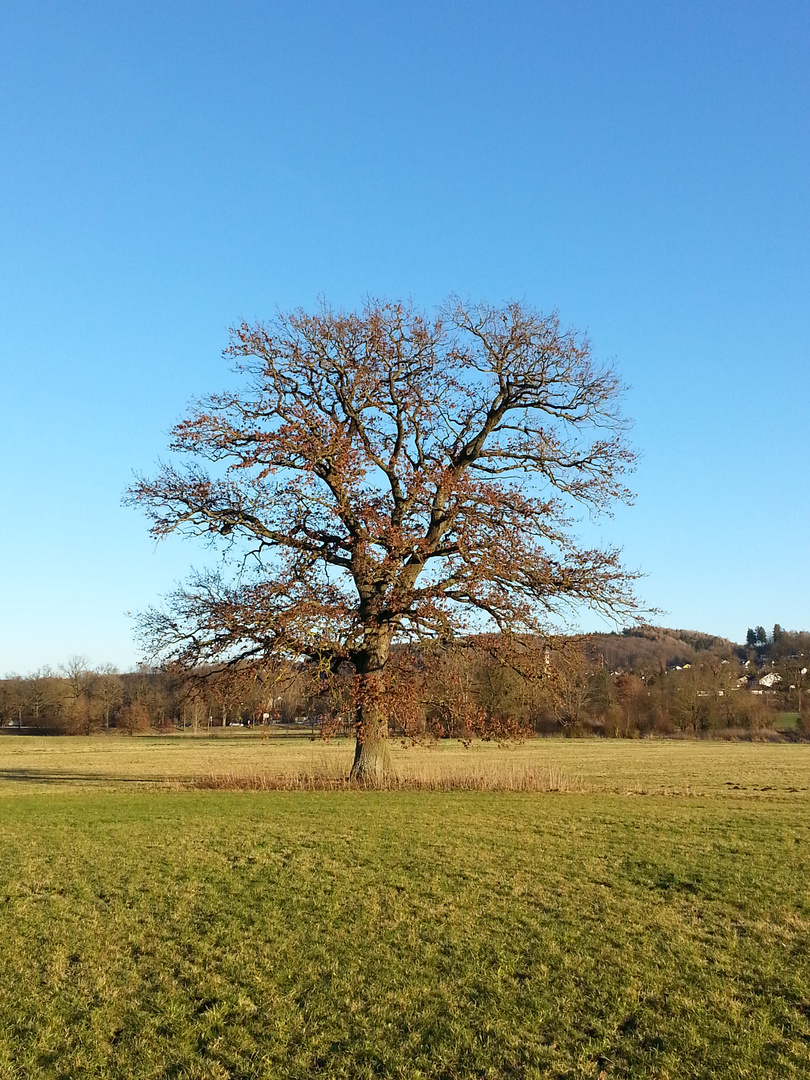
1, 625, 807, 738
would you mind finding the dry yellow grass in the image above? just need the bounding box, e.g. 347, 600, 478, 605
1, 733, 808, 797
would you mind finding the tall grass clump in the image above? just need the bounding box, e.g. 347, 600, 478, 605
192, 760, 580, 793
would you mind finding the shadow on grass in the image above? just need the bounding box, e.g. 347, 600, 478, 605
0, 768, 168, 786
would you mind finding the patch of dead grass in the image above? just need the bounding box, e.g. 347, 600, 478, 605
191, 760, 580, 792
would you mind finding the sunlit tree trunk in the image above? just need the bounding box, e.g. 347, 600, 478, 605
350, 641, 393, 785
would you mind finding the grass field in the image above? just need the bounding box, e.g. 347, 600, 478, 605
2, 733, 809, 796
1, 737, 809, 1078
777, 712, 802, 732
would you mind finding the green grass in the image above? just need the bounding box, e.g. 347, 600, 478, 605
776, 712, 802, 732
0, 740, 809, 1077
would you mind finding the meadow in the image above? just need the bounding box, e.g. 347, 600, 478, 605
0, 736, 808, 1078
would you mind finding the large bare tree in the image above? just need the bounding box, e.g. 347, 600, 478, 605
127, 298, 640, 781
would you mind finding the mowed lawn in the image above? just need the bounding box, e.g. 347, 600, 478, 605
0, 740, 809, 1078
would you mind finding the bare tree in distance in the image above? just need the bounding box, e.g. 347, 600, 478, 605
127, 297, 643, 782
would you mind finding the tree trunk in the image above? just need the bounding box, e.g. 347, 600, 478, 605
350, 707, 392, 785
350, 644, 393, 785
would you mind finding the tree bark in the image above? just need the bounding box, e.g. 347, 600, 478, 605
350, 645, 393, 785
350, 706, 392, 785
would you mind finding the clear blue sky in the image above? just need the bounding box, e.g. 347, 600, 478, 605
1, 0, 808, 674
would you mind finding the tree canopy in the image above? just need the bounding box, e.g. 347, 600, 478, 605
128, 297, 641, 780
